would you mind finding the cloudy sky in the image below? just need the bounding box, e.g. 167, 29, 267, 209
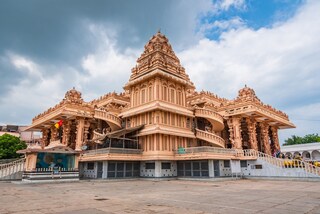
0, 0, 319, 144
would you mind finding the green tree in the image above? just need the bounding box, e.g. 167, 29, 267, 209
284, 133, 320, 146
0, 134, 27, 159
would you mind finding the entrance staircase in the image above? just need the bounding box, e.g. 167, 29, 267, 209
241, 149, 320, 177
0, 158, 25, 180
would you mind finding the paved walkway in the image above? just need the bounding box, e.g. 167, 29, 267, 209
0, 179, 320, 214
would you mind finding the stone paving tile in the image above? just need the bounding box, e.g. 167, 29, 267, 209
1, 179, 320, 214
54, 208, 109, 214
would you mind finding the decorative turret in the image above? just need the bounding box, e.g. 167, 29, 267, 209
236, 85, 261, 103
63, 87, 83, 104
129, 31, 192, 84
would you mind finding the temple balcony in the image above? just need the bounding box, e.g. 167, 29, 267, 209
79, 148, 143, 162
136, 124, 195, 138
94, 109, 122, 131
194, 108, 224, 131
174, 146, 244, 160
119, 100, 194, 118
195, 129, 225, 148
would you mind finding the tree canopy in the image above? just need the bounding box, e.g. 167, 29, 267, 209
283, 133, 320, 146
0, 134, 27, 159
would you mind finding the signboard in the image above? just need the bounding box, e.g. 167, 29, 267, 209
178, 147, 186, 154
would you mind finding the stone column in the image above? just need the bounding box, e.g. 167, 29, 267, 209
227, 119, 234, 148
84, 119, 91, 143
62, 121, 71, 146
25, 153, 37, 171
271, 126, 280, 152
260, 123, 271, 155
246, 118, 258, 151
233, 117, 242, 149
41, 129, 49, 148
208, 160, 215, 178
227, 117, 242, 149
50, 126, 59, 142
154, 161, 162, 178
75, 117, 85, 151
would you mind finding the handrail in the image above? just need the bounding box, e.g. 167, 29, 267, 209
243, 149, 320, 176
81, 148, 142, 156
94, 109, 122, 127
194, 108, 224, 124
0, 158, 25, 178
195, 129, 225, 148
0, 158, 25, 171
34, 167, 78, 172
175, 146, 237, 155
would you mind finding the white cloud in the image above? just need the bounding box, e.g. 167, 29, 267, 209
9, 53, 42, 79
80, 23, 141, 100
215, 0, 246, 11
178, 0, 320, 143
0, 23, 141, 125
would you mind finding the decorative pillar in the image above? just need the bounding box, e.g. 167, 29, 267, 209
227, 117, 242, 149
246, 118, 258, 151
25, 153, 37, 171
227, 119, 234, 148
271, 126, 280, 152
75, 117, 85, 151
84, 119, 91, 143
50, 126, 59, 142
233, 117, 242, 149
41, 129, 49, 148
62, 121, 71, 146
260, 123, 271, 155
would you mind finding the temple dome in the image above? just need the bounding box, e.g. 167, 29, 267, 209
129, 31, 192, 85
63, 87, 83, 104
236, 85, 261, 102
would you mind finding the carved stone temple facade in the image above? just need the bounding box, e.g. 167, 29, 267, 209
20, 32, 295, 180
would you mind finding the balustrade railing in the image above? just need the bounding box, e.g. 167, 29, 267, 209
81, 148, 142, 156
0, 158, 25, 178
243, 149, 320, 176
175, 146, 237, 155
34, 167, 78, 172
195, 108, 224, 124
195, 129, 225, 148
94, 109, 121, 127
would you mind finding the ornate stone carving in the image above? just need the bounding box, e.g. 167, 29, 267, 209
246, 118, 258, 150
260, 123, 271, 155
130, 31, 192, 83
227, 119, 235, 147
50, 126, 59, 142
62, 120, 71, 146
41, 129, 49, 148
62, 87, 83, 104
271, 126, 280, 152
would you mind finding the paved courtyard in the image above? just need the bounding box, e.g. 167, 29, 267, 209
0, 179, 320, 214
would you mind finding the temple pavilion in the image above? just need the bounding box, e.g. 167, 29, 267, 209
19, 31, 299, 181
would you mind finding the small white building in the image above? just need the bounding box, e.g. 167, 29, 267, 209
281, 143, 320, 161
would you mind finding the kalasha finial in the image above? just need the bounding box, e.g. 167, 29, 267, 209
245, 84, 247, 88
157, 28, 161, 34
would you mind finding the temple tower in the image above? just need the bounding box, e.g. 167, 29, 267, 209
120, 32, 195, 174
